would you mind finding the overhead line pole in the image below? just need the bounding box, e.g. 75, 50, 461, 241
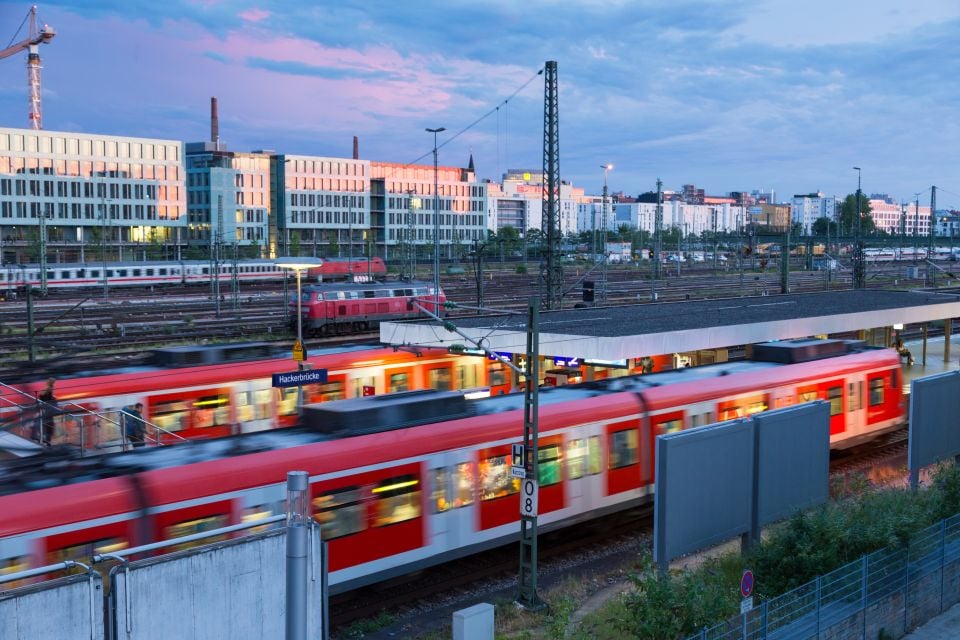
539, 60, 562, 310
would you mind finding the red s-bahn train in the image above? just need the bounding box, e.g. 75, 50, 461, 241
0, 340, 904, 593
0, 341, 511, 448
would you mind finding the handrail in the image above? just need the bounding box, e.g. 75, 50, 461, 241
92, 514, 287, 562
0, 559, 92, 584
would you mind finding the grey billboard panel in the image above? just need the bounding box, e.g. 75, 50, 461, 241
654, 419, 753, 567
753, 402, 830, 528
909, 371, 960, 472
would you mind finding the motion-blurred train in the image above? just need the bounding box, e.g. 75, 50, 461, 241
0, 340, 905, 593
0, 257, 388, 295
0, 340, 515, 447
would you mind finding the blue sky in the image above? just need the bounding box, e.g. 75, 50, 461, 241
0, 0, 958, 207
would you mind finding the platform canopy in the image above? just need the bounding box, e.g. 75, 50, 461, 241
380, 290, 960, 361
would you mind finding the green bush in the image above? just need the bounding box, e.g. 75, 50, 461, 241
516, 263, 528, 274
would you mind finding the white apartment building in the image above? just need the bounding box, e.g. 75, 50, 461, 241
791, 192, 836, 233
0, 127, 185, 263
869, 198, 932, 236
488, 170, 579, 236
612, 201, 744, 235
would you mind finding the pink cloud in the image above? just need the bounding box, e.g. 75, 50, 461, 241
239, 8, 271, 23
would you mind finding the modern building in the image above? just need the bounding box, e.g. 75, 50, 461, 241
747, 203, 792, 233
488, 170, 580, 236
791, 192, 837, 233
869, 197, 932, 237
612, 201, 744, 236
0, 126, 185, 264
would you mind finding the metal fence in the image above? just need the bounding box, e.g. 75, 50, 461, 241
689, 512, 960, 639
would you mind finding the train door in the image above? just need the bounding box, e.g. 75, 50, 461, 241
147, 386, 235, 440
234, 380, 275, 433
565, 426, 604, 516
844, 375, 866, 440
797, 381, 845, 436
427, 450, 475, 551
486, 360, 512, 396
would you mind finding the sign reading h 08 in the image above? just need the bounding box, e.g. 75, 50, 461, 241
520, 479, 538, 517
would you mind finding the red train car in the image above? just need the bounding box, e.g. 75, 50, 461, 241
294, 280, 445, 335
306, 257, 387, 282
0, 340, 904, 594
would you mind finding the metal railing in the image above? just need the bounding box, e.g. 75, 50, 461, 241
688, 511, 960, 639
0, 381, 186, 454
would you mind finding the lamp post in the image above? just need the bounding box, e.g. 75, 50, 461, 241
275, 257, 322, 411
852, 167, 864, 289
600, 164, 613, 304
426, 127, 445, 313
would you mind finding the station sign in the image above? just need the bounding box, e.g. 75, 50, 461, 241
272, 369, 328, 388
487, 351, 513, 362
510, 443, 526, 478
553, 356, 581, 368
584, 358, 629, 368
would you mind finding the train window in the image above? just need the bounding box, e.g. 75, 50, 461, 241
848, 382, 862, 412
152, 399, 190, 432
538, 445, 562, 486
133, 269, 141, 277
798, 389, 818, 404
373, 475, 421, 527
428, 368, 451, 391
350, 377, 375, 398
309, 381, 345, 403
691, 412, 714, 428
363, 290, 376, 298
1, 555, 29, 576
159, 268, 167, 275
456, 363, 479, 389
118, 270, 128, 277
869, 378, 885, 406
488, 362, 506, 387
47, 537, 129, 566
480, 454, 520, 500
164, 515, 229, 551
588, 436, 603, 474
403, 289, 414, 296
146, 268, 154, 276
389, 373, 409, 392
313, 487, 366, 539
453, 462, 474, 507
193, 394, 230, 428
432, 468, 451, 513
891, 368, 899, 390
609, 429, 638, 469
659, 419, 682, 434
278, 387, 298, 416
827, 386, 843, 416
242, 505, 276, 534
393, 289, 404, 297
569, 439, 588, 479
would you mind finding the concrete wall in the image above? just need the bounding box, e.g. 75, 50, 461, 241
110, 528, 323, 640
0, 572, 104, 640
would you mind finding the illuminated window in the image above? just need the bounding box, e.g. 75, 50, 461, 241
428, 368, 451, 391
192, 394, 230, 428
798, 390, 818, 404
453, 462, 474, 507
432, 468, 450, 513
389, 373, 409, 393
313, 487, 365, 539
151, 399, 190, 432
609, 429, 638, 469
47, 538, 129, 566
373, 475, 421, 527
456, 364, 479, 389
164, 515, 228, 551
242, 505, 276, 535
480, 454, 520, 501
827, 386, 843, 416
659, 419, 683, 434
869, 378, 885, 406
278, 387, 298, 416
308, 381, 345, 403
568, 438, 587, 480
588, 436, 603, 475
538, 445, 562, 486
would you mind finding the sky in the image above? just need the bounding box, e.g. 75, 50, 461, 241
0, 0, 958, 207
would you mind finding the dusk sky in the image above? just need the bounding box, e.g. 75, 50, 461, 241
0, 1, 958, 207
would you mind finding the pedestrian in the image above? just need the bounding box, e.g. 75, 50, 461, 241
123, 402, 146, 448
37, 377, 57, 446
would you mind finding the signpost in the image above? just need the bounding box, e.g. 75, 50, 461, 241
511, 443, 527, 478
740, 569, 754, 615
272, 369, 327, 388
520, 478, 538, 517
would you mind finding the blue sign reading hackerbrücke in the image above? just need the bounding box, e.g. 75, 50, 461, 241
271, 369, 328, 388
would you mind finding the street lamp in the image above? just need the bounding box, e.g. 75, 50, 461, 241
426, 127, 445, 313
600, 164, 613, 303
275, 256, 322, 411
852, 167, 863, 288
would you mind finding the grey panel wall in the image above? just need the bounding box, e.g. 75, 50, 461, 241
909, 371, 960, 473
0, 573, 104, 640
654, 419, 753, 566
111, 528, 323, 640
754, 402, 831, 527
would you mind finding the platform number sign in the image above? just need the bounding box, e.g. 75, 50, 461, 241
520, 479, 538, 517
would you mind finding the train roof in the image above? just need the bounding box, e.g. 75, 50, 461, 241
302, 280, 436, 292
0, 340, 895, 497
1, 259, 280, 269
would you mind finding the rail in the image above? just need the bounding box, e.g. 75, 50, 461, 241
0, 380, 186, 453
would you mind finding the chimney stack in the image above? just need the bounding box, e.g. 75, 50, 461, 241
353, 136, 358, 160
211, 97, 220, 148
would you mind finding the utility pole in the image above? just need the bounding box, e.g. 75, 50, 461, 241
517, 297, 544, 610
426, 127, 445, 309
780, 224, 790, 294
930, 185, 937, 256
100, 184, 108, 300
472, 239, 485, 314
600, 164, 612, 304
914, 194, 921, 264
852, 167, 865, 289
38, 203, 47, 295
539, 60, 562, 310
653, 178, 663, 281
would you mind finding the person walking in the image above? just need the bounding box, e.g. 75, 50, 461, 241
37, 378, 57, 446
123, 402, 146, 448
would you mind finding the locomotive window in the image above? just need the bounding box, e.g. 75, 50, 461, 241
609, 429, 638, 469
313, 486, 365, 539
242, 505, 276, 535
432, 467, 451, 513
389, 372, 409, 392
237, 391, 253, 422
363, 290, 376, 298
480, 454, 520, 500
373, 475, 421, 527
164, 515, 229, 551
869, 378, 885, 406
538, 444, 562, 486
404, 289, 414, 296
393, 289, 404, 297
428, 368, 451, 391
193, 394, 230, 428
827, 386, 843, 416
848, 382, 862, 412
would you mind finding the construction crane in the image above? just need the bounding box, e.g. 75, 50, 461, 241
0, 5, 55, 129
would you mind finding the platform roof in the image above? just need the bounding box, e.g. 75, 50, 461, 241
380, 289, 960, 360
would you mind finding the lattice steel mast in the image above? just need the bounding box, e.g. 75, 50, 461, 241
539, 61, 562, 310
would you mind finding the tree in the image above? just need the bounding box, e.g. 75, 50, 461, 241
839, 193, 876, 235
811, 216, 837, 236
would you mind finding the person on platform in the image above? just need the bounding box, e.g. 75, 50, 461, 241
893, 335, 914, 366
36, 378, 58, 446
123, 402, 146, 448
